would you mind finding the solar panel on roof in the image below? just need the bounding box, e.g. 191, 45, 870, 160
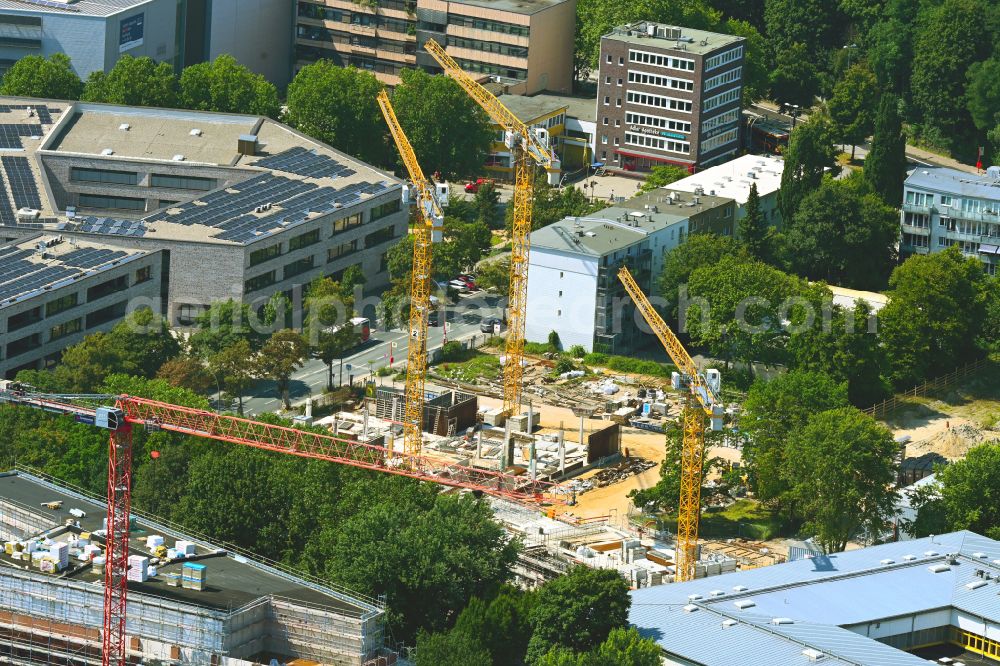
1, 156, 42, 210
252, 147, 354, 180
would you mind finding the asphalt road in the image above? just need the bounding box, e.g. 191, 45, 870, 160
239, 292, 506, 415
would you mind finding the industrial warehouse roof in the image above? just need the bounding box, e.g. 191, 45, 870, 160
630, 531, 1000, 666
0, 0, 152, 17
0, 470, 381, 617
0, 233, 150, 309
0, 97, 400, 246
905, 165, 1000, 201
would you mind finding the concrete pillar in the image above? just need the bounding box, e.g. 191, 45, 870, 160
529, 439, 537, 481
502, 420, 511, 469
558, 424, 566, 475
476, 426, 483, 459
578, 415, 586, 454
305, 398, 313, 419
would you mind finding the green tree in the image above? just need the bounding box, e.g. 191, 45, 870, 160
937, 442, 1000, 540
285, 61, 387, 166
741, 370, 849, 503
415, 629, 491, 666
738, 182, 768, 261
899, 481, 949, 539
827, 62, 879, 159
657, 233, 749, 322
638, 164, 689, 193
910, 0, 995, 153
208, 340, 256, 414
965, 57, 1000, 138
630, 423, 725, 513
391, 68, 494, 180
477, 256, 511, 294
685, 257, 805, 370
474, 181, 503, 229
785, 407, 899, 552
108, 308, 181, 378
82, 55, 177, 107
178, 54, 280, 117
189, 300, 268, 358
778, 114, 837, 222
864, 93, 907, 207
764, 0, 842, 61
866, 16, 913, 94
256, 329, 309, 409
447, 218, 493, 270
0, 53, 82, 100
787, 301, 890, 406
506, 178, 604, 232
526, 566, 629, 662
880, 247, 989, 386
784, 175, 898, 289
155, 356, 214, 394
593, 627, 662, 666
768, 42, 821, 108
50, 332, 137, 392
452, 588, 537, 665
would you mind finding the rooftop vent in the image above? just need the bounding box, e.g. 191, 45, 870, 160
101, 148, 114, 156
903, 554, 917, 561
682, 604, 699, 613
966, 580, 988, 590
972, 552, 988, 559
771, 618, 794, 625
928, 564, 951, 573
733, 600, 755, 610
709, 589, 725, 597
687, 594, 702, 601
172, 154, 185, 161
118, 123, 130, 131
238, 134, 258, 157
880, 559, 895, 565
190, 128, 202, 137
732, 585, 748, 592
925, 550, 939, 557
802, 648, 825, 661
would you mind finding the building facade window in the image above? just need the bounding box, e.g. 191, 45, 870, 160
134, 266, 152, 283
626, 91, 692, 113
904, 212, 930, 228
447, 14, 528, 36
289, 229, 320, 251
702, 87, 741, 112
446, 35, 527, 58
700, 128, 739, 153
704, 66, 742, 92
332, 213, 364, 235
87, 275, 128, 302
627, 70, 694, 92
45, 293, 78, 317
50, 318, 83, 341
624, 132, 690, 154
284, 256, 316, 279
249, 243, 283, 266
78, 194, 145, 211
70, 167, 138, 186
86, 301, 127, 329
150, 174, 218, 191
625, 112, 690, 134
705, 46, 743, 71
6, 332, 40, 358
328, 240, 358, 262
245, 271, 277, 293
905, 191, 932, 207
176, 304, 206, 326
365, 227, 396, 247
370, 199, 401, 221
7, 306, 41, 332
701, 108, 741, 133
628, 49, 695, 71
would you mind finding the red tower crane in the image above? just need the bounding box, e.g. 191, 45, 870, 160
0, 383, 559, 666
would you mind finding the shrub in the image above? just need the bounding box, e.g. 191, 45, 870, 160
440, 341, 465, 362
548, 330, 561, 351
554, 358, 576, 375
582, 353, 674, 377
568, 345, 587, 358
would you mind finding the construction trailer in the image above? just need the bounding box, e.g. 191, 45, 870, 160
0, 470, 390, 666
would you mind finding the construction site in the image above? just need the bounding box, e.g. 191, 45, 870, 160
0, 470, 390, 666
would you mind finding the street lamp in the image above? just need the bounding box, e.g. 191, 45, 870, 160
843, 43, 858, 68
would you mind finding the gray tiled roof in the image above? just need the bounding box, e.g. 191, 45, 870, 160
905, 166, 1000, 200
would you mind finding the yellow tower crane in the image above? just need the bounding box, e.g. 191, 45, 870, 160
423, 38, 560, 417
618, 266, 724, 582
377, 90, 445, 458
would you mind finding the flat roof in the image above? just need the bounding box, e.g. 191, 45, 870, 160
667, 154, 785, 204
0, 100, 66, 220
0, 233, 150, 309
905, 165, 1000, 201
0, 97, 401, 246
450, 0, 571, 15
630, 531, 1000, 666
622, 187, 734, 213
0, 470, 380, 615
603, 22, 744, 56
0, 0, 152, 18
530, 204, 688, 257
498, 94, 567, 124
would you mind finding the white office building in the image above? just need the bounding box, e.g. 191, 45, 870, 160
667, 153, 785, 227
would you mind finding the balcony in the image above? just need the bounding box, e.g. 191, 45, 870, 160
902, 202, 934, 215
900, 223, 930, 235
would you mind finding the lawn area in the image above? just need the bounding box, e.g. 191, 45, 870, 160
650, 500, 784, 541
430, 350, 501, 384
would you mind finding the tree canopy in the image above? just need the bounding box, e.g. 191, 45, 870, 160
864, 93, 907, 207
937, 443, 1000, 540
777, 115, 837, 223
82, 55, 178, 107
178, 54, 280, 118
0, 53, 82, 100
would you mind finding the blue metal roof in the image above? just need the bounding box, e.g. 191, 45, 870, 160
629, 531, 1000, 665
905, 166, 1000, 200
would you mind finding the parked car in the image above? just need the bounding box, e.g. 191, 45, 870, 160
464, 178, 493, 193
448, 279, 470, 293
480, 317, 504, 333
454, 275, 477, 290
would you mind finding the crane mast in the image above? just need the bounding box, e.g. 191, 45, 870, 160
617, 267, 723, 582
423, 38, 559, 417
376, 90, 444, 460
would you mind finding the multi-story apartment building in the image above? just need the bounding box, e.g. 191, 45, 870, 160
525, 193, 736, 354
0, 96, 406, 328
900, 166, 1000, 276
294, 0, 576, 93
596, 22, 745, 174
